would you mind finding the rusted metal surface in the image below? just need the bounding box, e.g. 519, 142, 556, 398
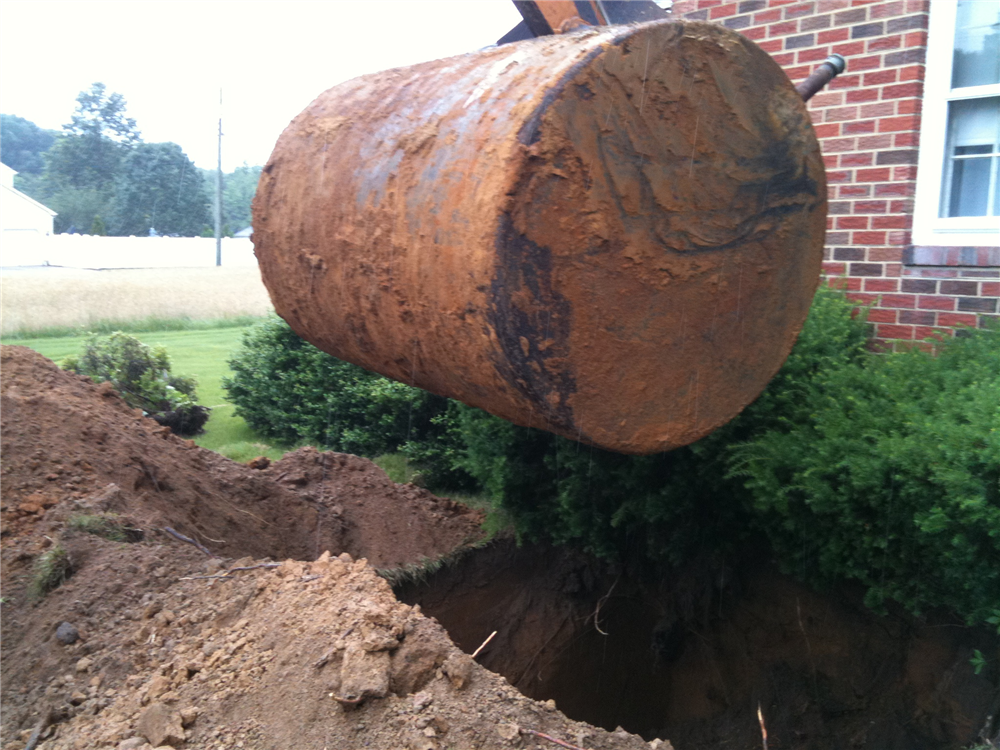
253, 20, 827, 455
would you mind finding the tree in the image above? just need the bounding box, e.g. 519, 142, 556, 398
199, 163, 262, 232
14, 84, 210, 236
111, 142, 209, 236
223, 164, 262, 230
65, 82, 140, 143
47, 83, 141, 192
0, 114, 58, 174
46, 185, 113, 234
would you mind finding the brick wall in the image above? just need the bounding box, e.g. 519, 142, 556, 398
671, 0, 999, 346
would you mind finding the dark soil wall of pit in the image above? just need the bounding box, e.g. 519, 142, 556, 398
395, 539, 1000, 749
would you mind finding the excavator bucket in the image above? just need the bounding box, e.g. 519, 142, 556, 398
252, 18, 827, 455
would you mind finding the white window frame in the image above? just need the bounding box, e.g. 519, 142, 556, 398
912, 0, 1000, 248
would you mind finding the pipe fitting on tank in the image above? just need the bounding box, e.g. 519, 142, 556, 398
795, 54, 847, 102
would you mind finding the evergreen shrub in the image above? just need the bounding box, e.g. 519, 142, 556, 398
222, 317, 474, 488
734, 321, 1000, 624
62, 332, 209, 436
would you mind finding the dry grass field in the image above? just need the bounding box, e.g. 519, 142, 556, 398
0, 266, 273, 336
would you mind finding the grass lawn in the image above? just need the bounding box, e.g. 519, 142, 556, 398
4, 326, 291, 461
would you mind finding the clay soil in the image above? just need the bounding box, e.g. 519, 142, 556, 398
2, 344, 998, 750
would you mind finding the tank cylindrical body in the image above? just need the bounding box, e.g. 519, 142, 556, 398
253, 20, 826, 455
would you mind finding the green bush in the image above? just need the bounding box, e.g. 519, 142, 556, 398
222, 317, 474, 487
62, 332, 209, 436
734, 322, 1000, 624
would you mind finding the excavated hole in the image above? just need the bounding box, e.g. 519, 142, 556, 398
394, 538, 998, 750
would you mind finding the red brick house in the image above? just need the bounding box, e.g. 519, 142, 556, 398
670, 0, 999, 346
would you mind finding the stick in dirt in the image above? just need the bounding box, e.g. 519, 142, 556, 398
179, 563, 282, 581
162, 526, 218, 558
23, 708, 53, 750
521, 728, 591, 750
472, 630, 497, 659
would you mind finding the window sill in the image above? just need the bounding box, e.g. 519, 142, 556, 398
904, 245, 1000, 267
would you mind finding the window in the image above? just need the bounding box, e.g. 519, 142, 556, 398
913, 0, 1000, 247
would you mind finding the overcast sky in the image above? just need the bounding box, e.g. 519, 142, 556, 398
0, 0, 523, 171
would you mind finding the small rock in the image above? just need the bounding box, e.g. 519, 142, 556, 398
179, 707, 200, 727
432, 716, 449, 734
146, 675, 171, 699
339, 642, 390, 702
56, 622, 80, 645
68, 690, 87, 705
137, 703, 185, 748
441, 653, 473, 690
544, 698, 557, 710
648, 740, 674, 750
117, 739, 151, 750
497, 723, 520, 742
247, 456, 270, 470
17, 501, 43, 514
90, 674, 103, 689
411, 691, 433, 712
76, 657, 93, 673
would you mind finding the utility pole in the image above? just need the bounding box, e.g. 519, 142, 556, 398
215, 88, 223, 267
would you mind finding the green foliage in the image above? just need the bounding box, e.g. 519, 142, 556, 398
62, 332, 209, 436
214, 442, 274, 463
971, 649, 988, 676
29, 546, 72, 599
13, 84, 206, 236
66, 82, 140, 144
198, 164, 262, 235
67, 513, 138, 542
200, 164, 261, 231
0, 113, 57, 173
47, 83, 140, 194
112, 142, 209, 237
2, 314, 266, 342
223, 164, 261, 230
374, 453, 420, 485
223, 317, 474, 487
734, 322, 1000, 624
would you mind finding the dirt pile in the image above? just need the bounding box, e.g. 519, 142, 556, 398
2, 543, 655, 750
0, 346, 658, 750
0, 345, 483, 568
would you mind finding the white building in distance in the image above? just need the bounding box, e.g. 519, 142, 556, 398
1, 163, 56, 236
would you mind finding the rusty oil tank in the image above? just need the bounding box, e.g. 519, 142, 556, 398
252, 20, 826, 455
